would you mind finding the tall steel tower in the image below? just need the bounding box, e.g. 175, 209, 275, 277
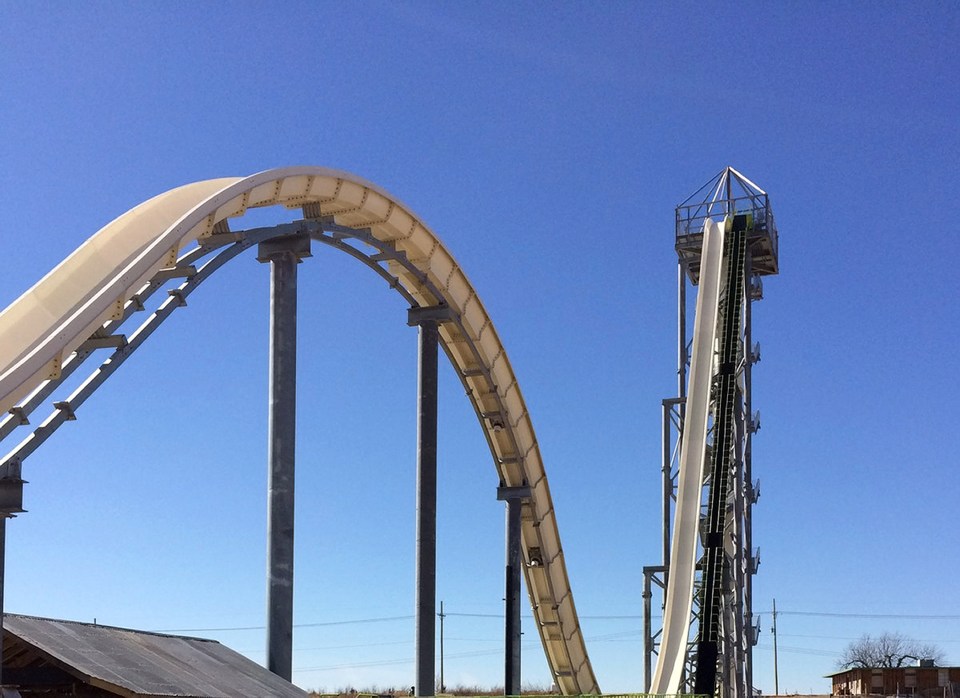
643, 167, 780, 698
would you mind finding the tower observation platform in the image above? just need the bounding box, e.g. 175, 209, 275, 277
675, 167, 779, 284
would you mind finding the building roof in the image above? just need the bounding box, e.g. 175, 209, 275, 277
826, 666, 960, 678
3, 614, 310, 698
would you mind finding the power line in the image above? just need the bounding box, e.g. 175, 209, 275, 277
292, 627, 647, 673
160, 608, 960, 635
448, 608, 960, 621
778, 633, 861, 641
756, 643, 842, 658
445, 612, 500, 618
159, 615, 414, 633
294, 643, 540, 673
762, 611, 960, 620
446, 611, 648, 620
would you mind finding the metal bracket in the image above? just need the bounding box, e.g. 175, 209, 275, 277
0, 476, 26, 517
497, 485, 531, 501
407, 304, 457, 327
7, 408, 29, 426
52, 401, 76, 421
199, 231, 243, 249
257, 232, 313, 263
0, 460, 25, 516
152, 265, 197, 282
301, 202, 325, 220
747, 618, 761, 646
79, 335, 128, 351
480, 410, 505, 432
166, 289, 188, 307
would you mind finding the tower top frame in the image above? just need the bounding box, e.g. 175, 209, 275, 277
675, 166, 779, 284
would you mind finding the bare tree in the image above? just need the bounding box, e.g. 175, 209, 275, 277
838, 632, 946, 669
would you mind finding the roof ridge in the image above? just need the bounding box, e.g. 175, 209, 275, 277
3, 613, 219, 643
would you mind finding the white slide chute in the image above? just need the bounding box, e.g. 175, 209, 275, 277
0, 167, 598, 695
650, 217, 725, 694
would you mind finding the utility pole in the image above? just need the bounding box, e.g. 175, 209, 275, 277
439, 601, 446, 694
772, 598, 779, 696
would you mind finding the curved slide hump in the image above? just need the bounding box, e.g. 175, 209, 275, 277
0, 167, 598, 695
650, 218, 725, 694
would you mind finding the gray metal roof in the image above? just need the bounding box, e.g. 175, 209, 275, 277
3, 614, 310, 697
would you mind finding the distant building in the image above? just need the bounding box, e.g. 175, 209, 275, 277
828, 665, 960, 697
1, 613, 309, 697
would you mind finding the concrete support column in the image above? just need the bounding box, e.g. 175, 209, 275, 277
407, 305, 453, 698
258, 234, 311, 681
497, 485, 530, 696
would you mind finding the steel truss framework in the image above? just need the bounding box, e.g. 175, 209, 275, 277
0, 208, 547, 691
0, 215, 523, 687
644, 167, 779, 698
0, 215, 506, 476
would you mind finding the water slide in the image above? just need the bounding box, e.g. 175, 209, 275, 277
650, 218, 726, 695
0, 167, 599, 695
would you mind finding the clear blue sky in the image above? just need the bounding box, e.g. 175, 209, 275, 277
1, 2, 958, 694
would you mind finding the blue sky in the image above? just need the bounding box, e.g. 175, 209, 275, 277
1, 1, 958, 694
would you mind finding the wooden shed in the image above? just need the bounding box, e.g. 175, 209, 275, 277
0, 613, 309, 697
